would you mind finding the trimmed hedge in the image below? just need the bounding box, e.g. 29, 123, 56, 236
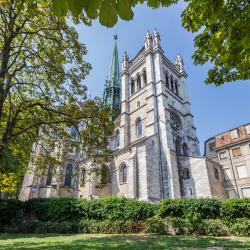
0, 197, 250, 236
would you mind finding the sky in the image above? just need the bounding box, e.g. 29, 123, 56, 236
75, 2, 250, 154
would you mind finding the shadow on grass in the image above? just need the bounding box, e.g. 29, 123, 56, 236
0, 234, 249, 250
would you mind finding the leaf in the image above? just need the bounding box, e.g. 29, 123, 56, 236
117, 0, 134, 20
99, 0, 118, 27
68, 0, 85, 16
85, 0, 101, 19
52, 0, 68, 16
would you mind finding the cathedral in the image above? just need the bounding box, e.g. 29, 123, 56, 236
19, 31, 226, 201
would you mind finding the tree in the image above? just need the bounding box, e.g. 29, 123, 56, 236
0, 1, 114, 194
50, 0, 249, 85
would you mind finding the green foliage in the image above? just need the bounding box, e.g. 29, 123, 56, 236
228, 218, 250, 237
158, 198, 221, 219
221, 198, 250, 221
146, 216, 165, 234
202, 219, 229, 236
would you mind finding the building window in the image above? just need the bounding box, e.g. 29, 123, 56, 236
223, 168, 231, 181
137, 101, 140, 109
80, 169, 85, 187
232, 147, 242, 157
115, 130, 120, 148
46, 166, 53, 186
142, 69, 147, 85
236, 164, 249, 179
170, 112, 182, 136
170, 75, 174, 91
165, 72, 169, 88
175, 140, 181, 155
241, 187, 250, 198
226, 189, 236, 198
174, 79, 179, 96
64, 163, 73, 187
214, 168, 219, 180
219, 151, 227, 160
135, 118, 142, 138
100, 165, 109, 186
137, 74, 141, 91
183, 143, 188, 156
182, 168, 190, 180
119, 163, 127, 183
131, 79, 135, 95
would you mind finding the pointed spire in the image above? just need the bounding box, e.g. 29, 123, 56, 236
174, 53, 184, 72
108, 35, 120, 87
122, 51, 129, 70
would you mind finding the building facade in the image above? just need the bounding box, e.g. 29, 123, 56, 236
19, 31, 225, 201
205, 123, 250, 198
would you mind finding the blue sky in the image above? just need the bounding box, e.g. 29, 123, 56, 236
75, 2, 250, 154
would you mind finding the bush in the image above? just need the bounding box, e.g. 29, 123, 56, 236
202, 219, 229, 236
145, 216, 166, 234
158, 198, 222, 219
165, 217, 187, 235
184, 209, 202, 235
229, 218, 250, 237
221, 198, 250, 221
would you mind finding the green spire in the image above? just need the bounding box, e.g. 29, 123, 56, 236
108, 36, 120, 87
103, 36, 121, 119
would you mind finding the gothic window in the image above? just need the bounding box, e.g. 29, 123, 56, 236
165, 72, 169, 88
174, 79, 179, 96
101, 165, 109, 185
183, 143, 188, 156
131, 79, 135, 95
183, 168, 190, 180
137, 74, 141, 91
64, 163, 73, 187
170, 75, 174, 91
135, 117, 142, 138
119, 163, 127, 183
170, 113, 182, 136
115, 130, 120, 148
80, 169, 85, 187
214, 168, 219, 180
46, 166, 53, 186
175, 140, 182, 155
142, 69, 147, 85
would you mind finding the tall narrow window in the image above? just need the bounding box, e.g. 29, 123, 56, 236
165, 72, 169, 88
80, 169, 85, 187
137, 74, 141, 91
183, 143, 188, 156
135, 118, 142, 138
183, 168, 190, 179
115, 130, 120, 148
170, 75, 174, 91
174, 79, 179, 96
101, 166, 109, 185
142, 70, 147, 85
131, 79, 135, 95
64, 163, 73, 187
175, 140, 181, 155
119, 163, 127, 183
46, 166, 53, 186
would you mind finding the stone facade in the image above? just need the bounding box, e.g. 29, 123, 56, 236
19, 31, 225, 201
204, 123, 250, 198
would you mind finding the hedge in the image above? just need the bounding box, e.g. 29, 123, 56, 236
0, 197, 250, 236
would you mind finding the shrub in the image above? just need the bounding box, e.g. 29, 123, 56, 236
221, 198, 250, 221
165, 217, 187, 235
202, 219, 229, 236
145, 216, 166, 234
184, 209, 202, 235
158, 198, 222, 219
229, 218, 250, 237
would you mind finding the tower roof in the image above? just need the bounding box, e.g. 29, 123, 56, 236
108, 36, 120, 87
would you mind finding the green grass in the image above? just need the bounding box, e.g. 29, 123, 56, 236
0, 234, 250, 250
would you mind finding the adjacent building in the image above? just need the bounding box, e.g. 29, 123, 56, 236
204, 123, 250, 198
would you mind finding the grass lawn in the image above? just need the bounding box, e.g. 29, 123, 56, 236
0, 234, 250, 250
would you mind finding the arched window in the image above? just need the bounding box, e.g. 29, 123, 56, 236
183, 168, 190, 180
137, 74, 141, 91
170, 112, 182, 136
175, 140, 182, 155
165, 72, 169, 88
170, 75, 174, 91
80, 169, 85, 187
46, 166, 53, 186
135, 118, 142, 138
64, 163, 73, 187
115, 130, 120, 148
119, 163, 127, 183
142, 69, 147, 85
183, 143, 188, 156
214, 168, 219, 179
131, 79, 135, 95
174, 79, 179, 96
